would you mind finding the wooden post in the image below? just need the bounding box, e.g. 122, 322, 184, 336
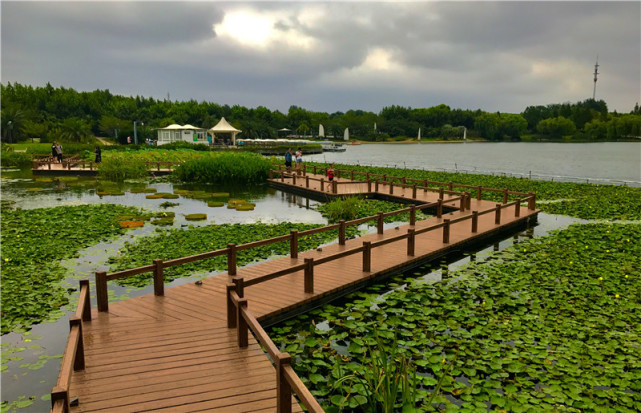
448, 182, 453, 191
48, 161, 52, 170
410, 205, 416, 226
495, 204, 501, 225
437, 199, 443, 218
389, 182, 394, 194
69, 317, 85, 371
503, 189, 508, 204
292, 174, 297, 185
226, 284, 236, 328
377, 212, 384, 234
303, 165, 307, 176
443, 219, 450, 243
412, 184, 417, 199
96, 271, 108, 312
528, 193, 536, 210
276, 353, 293, 413
350, 171, 354, 180
362, 241, 371, 272
313, 165, 317, 175
332, 180, 338, 194
466, 191, 471, 210
424, 179, 428, 192
407, 229, 415, 256
304, 258, 314, 294
237, 298, 248, 348
290, 230, 298, 259
439, 187, 444, 199
383, 174, 387, 182
305, 176, 309, 188
367, 180, 372, 192
233, 277, 245, 299
339, 220, 346, 245
320, 178, 325, 192
269, 170, 273, 179
472, 211, 479, 233
227, 243, 237, 276
515, 199, 521, 217
153, 259, 164, 296
375, 180, 379, 192
79, 279, 91, 322
402, 177, 406, 185
366, 172, 370, 181
280, 172, 284, 182
459, 195, 466, 211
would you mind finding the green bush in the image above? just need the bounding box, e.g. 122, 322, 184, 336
0, 145, 31, 167
97, 153, 148, 181
174, 152, 272, 184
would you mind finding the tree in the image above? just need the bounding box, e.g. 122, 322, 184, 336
536, 116, 576, 139
1, 106, 26, 143
474, 113, 502, 140
500, 114, 528, 140
57, 118, 92, 142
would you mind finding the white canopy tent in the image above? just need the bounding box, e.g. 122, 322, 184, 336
208, 117, 242, 146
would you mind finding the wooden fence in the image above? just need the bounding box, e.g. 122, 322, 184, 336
53, 166, 537, 412
50, 280, 91, 413
33, 158, 181, 172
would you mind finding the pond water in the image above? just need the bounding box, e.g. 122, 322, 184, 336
306, 142, 641, 186
0, 165, 585, 412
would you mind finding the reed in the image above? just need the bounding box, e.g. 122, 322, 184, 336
173, 152, 272, 184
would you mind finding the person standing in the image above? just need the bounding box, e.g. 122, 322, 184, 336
51, 142, 58, 163
295, 147, 303, 175
94, 146, 102, 163
327, 163, 335, 182
54, 142, 63, 163
285, 148, 293, 172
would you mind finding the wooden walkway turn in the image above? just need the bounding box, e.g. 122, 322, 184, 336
52, 168, 539, 413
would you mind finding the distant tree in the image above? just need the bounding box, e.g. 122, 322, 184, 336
500, 114, 528, 139
57, 117, 92, 142
474, 113, 502, 140
536, 116, 576, 139
1, 106, 27, 143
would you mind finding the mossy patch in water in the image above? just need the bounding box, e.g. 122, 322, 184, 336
151, 218, 174, 226
145, 194, 163, 199
161, 194, 179, 199
185, 213, 207, 221
119, 221, 145, 228
208, 201, 225, 207
142, 188, 157, 193
211, 192, 230, 198
235, 204, 255, 211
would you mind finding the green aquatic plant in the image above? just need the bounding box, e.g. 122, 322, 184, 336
173, 152, 272, 184
1, 204, 141, 333
97, 153, 148, 181
269, 223, 641, 411
317, 198, 430, 224
184, 213, 207, 220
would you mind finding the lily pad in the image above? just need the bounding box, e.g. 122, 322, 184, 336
185, 213, 207, 221
208, 201, 225, 207
146, 194, 163, 199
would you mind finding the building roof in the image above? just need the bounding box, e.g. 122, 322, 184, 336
208, 117, 241, 133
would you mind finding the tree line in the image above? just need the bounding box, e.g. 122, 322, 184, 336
1, 82, 639, 144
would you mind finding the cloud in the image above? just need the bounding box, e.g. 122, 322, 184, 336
1, 2, 639, 113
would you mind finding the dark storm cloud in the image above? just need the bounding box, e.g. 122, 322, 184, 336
1, 2, 639, 113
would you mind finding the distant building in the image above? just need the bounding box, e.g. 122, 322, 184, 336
156, 124, 207, 146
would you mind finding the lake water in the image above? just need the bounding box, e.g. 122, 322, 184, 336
306, 142, 641, 186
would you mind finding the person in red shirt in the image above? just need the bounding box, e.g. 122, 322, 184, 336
327, 163, 335, 181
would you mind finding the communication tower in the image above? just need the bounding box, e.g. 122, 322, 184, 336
593, 56, 599, 100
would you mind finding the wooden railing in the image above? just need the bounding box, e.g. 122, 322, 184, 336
33, 158, 181, 172
50, 280, 91, 413
227, 288, 324, 413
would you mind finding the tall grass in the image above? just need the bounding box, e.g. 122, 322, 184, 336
97, 153, 148, 181
0, 147, 31, 168
173, 152, 272, 184
320, 196, 363, 223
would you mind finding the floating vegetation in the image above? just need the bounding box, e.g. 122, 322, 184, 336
26, 188, 44, 192
96, 190, 125, 196
269, 223, 641, 411
154, 212, 175, 218
207, 201, 225, 207
192, 194, 211, 200
159, 202, 179, 208
235, 204, 255, 211
129, 188, 147, 194
119, 221, 145, 229
151, 218, 174, 226
161, 194, 179, 199
211, 192, 230, 198
145, 194, 163, 199
184, 213, 207, 221
142, 188, 157, 193
173, 189, 191, 195
228, 199, 246, 205
1, 204, 141, 333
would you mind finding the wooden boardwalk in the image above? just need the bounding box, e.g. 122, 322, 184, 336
53, 169, 539, 413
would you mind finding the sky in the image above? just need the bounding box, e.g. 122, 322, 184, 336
1, 1, 639, 115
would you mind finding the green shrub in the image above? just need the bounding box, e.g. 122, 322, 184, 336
97, 153, 148, 181
174, 152, 272, 184
0, 146, 31, 168
319, 197, 363, 223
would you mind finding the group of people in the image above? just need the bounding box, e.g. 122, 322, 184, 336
284, 147, 334, 183
51, 142, 63, 163
284, 147, 304, 175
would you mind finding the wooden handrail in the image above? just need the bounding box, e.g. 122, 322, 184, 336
50, 280, 90, 413
243, 263, 308, 287
163, 248, 228, 267
282, 365, 325, 413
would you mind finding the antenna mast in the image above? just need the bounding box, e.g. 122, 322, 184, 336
592, 55, 599, 100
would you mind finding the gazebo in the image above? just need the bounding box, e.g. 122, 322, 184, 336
208, 118, 241, 146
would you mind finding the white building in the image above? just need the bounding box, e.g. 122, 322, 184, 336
156, 124, 207, 146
